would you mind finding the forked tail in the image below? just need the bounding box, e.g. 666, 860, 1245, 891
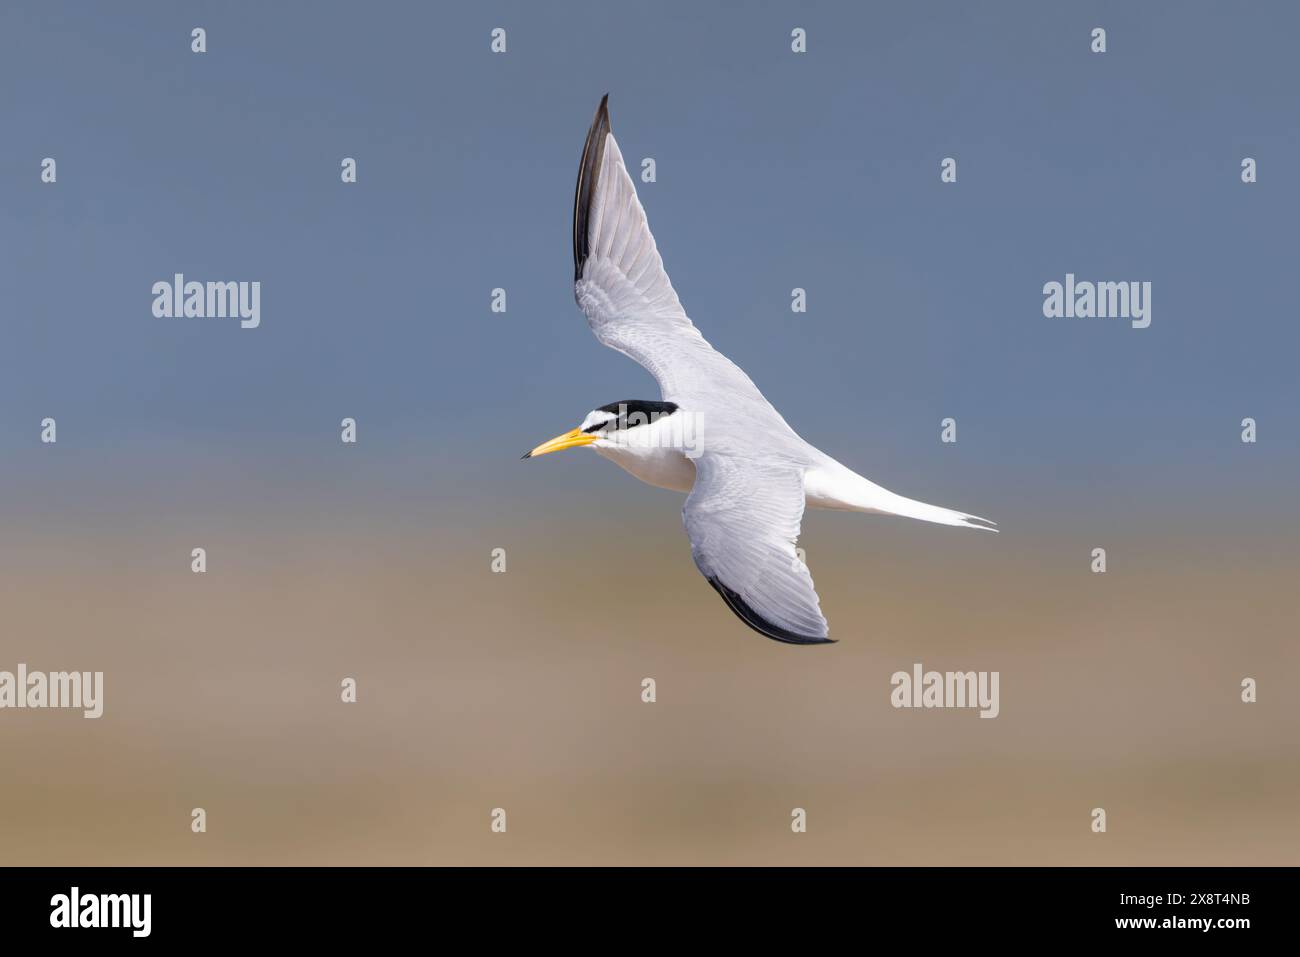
803, 465, 998, 531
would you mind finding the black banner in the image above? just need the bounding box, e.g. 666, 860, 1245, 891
0, 867, 1283, 943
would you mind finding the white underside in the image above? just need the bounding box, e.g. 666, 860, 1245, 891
594, 443, 697, 493
593, 445, 995, 531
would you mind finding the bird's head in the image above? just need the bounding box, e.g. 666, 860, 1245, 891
522, 399, 682, 458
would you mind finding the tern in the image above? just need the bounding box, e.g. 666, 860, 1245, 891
524, 96, 996, 645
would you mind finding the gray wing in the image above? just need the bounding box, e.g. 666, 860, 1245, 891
571, 96, 805, 451
684, 455, 832, 644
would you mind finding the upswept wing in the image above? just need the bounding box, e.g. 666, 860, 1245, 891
571, 96, 790, 431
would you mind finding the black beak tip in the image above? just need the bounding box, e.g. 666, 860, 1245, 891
520, 451, 532, 460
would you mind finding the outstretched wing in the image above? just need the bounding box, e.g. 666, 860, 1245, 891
571, 95, 791, 435
683, 454, 832, 645
572, 94, 693, 372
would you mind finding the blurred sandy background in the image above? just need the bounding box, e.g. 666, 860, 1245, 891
2, 449, 1296, 865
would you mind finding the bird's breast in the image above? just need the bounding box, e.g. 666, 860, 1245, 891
594, 444, 697, 494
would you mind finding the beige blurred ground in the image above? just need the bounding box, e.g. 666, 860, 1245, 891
1, 495, 1297, 866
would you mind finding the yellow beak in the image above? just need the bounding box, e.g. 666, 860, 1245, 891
522, 426, 597, 459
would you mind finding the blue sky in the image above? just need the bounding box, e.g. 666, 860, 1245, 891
3, 0, 1297, 522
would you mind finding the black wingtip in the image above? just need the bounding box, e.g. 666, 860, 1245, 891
573, 94, 612, 283
706, 577, 835, 646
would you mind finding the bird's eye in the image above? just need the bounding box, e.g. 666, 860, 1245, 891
582, 421, 608, 434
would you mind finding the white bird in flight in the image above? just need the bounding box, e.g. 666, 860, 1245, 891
525, 96, 996, 645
